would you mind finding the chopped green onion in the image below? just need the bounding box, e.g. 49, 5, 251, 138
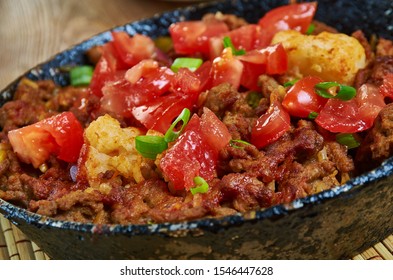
283, 79, 299, 87
230, 139, 251, 149
315, 82, 356, 101
164, 108, 191, 143
135, 135, 168, 159
136, 109, 192, 159
70, 65, 94, 86
246, 91, 263, 109
305, 23, 315, 35
308, 112, 318, 119
170, 58, 203, 73
223, 36, 246, 56
190, 176, 209, 195
336, 133, 360, 149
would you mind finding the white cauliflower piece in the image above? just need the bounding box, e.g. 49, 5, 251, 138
84, 114, 144, 190
272, 30, 366, 85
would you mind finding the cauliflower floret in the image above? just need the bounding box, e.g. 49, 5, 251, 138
272, 30, 366, 85
84, 114, 144, 189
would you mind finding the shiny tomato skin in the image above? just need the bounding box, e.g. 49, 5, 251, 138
211, 48, 244, 89
264, 44, 288, 74
89, 42, 122, 97
132, 93, 197, 134
89, 32, 155, 97
124, 59, 159, 84
238, 43, 287, 90
380, 73, 393, 100
194, 61, 213, 91
133, 67, 175, 101
169, 20, 229, 57
200, 107, 232, 152
240, 61, 266, 91
171, 68, 201, 95
258, 2, 317, 46
111, 31, 155, 67
357, 84, 386, 128
251, 101, 291, 149
160, 109, 231, 190
316, 84, 385, 133
8, 127, 56, 168
101, 66, 175, 118
209, 24, 262, 59
160, 115, 213, 190
282, 76, 326, 118
39, 112, 84, 163
100, 79, 136, 118
8, 112, 84, 168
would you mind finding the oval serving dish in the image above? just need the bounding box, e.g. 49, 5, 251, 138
1, 0, 393, 260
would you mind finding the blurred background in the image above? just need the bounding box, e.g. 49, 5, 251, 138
0, 0, 213, 90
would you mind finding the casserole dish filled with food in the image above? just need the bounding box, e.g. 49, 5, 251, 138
0, 0, 392, 259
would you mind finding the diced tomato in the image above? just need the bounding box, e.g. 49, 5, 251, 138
160, 108, 231, 190
112, 31, 155, 68
100, 79, 136, 118
101, 65, 175, 117
89, 42, 124, 97
211, 48, 244, 89
315, 84, 386, 133
171, 68, 201, 95
209, 24, 264, 59
132, 93, 197, 134
258, 2, 317, 46
124, 59, 159, 84
200, 107, 232, 152
380, 73, 393, 100
194, 61, 213, 91
282, 76, 326, 118
238, 43, 287, 90
8, 112, 84, 168
169, 20, 229, 57
89, 32, 155, 97
251, 101, 291, 149
132, 67, 175, 102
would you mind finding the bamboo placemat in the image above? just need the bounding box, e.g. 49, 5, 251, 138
0, 214, 392, 260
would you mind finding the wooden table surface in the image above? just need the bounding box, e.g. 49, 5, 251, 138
0, 0, 392, 260
0, 0, 196, 90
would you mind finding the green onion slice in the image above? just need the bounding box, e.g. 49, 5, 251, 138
308, 112, 318, 119
315, 82, 356, 101
283, 79, 299, 88
305, 23, 315, 35
70, 65, 94, 86
230, 139, 251, 149
336, 133, 360, 149
135, 135, 168, 159
164, 108, 191, 143
223, 36, 246, 56
190, 176, 209, 195
170, 58, 203, 73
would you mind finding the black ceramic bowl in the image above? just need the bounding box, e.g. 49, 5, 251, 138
1, 0, 393, 260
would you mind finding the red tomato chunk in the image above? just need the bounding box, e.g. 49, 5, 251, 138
160, 108, 231, 190
8, 112, 84, 168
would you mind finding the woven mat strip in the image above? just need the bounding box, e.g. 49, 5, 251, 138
382, 235, 393, 252
31, 241, 49, 260
11, 224, 36, 260
0, 218, 9, 260
0, 214, 391, 260
0, 217, 20, 260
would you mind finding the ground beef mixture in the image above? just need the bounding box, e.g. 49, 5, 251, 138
1, 12, 393, 225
